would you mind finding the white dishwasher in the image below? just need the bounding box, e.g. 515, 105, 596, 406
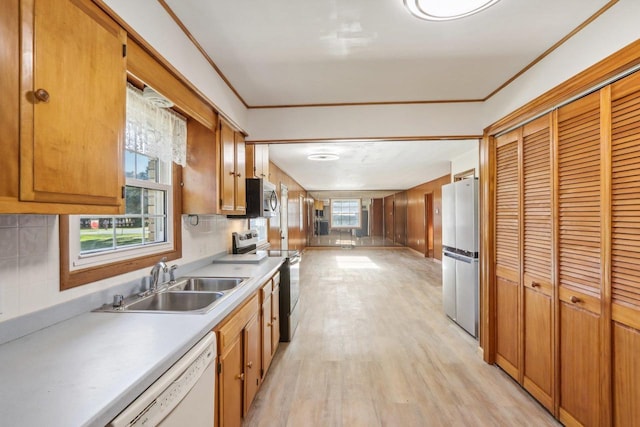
109, 332, 216, 427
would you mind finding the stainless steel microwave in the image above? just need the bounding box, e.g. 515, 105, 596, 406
229, 178, 279, 218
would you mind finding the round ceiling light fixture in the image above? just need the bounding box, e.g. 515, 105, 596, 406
403, 0, 501, 21
307, 153, 340, 161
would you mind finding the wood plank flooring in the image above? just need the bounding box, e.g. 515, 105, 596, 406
243, 248, 559, 427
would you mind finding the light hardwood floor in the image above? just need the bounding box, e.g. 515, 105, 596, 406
244, 248, 559, 427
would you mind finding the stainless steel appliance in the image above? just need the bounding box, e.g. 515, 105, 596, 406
109, 332, 216, 427
267, 249, 300, 342
231, 230, 301, 341
229, 178, 279, 218
442, 178, 479, 338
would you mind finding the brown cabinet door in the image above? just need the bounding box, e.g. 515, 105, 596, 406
220, 335, 244, 427
494, 131, 521, 378
21, 0, 125, 207
610, 71, 640, 426
271, 284, 281, 353
220, 120, 236, 212
183, 119, 218, 214
521, 115, 554, 410
243, 313, 261, 415
235, 132, 246, 213
557, 91, 604, 426
261, 292, 273, 377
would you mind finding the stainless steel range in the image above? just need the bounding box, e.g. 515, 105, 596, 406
267, 249, 300, 342
231, 230, 301, 342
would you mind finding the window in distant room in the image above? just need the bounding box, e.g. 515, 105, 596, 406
330, 199, 361, 229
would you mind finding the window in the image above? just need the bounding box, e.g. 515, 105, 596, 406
330, 199, 361, 229
69, 149, 173, 269
61, 83, 186, 288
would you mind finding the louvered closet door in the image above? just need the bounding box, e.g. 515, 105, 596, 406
494, 130, 521, 379
610, 71, 640, 427
521, 114, 554, 412
557, 91, 603, 427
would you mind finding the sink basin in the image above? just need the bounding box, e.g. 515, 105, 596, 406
180, 277, 245, 292
123, 291, 225, 313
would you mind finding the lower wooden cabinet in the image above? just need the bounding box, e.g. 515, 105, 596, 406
243, 313, 261, 416
495, 274, 519, 379
261, 272, 280, 379
215, 270, 282, 426
216, 294, 259, 427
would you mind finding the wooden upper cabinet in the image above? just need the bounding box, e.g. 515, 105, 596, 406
246, 144, 270, 180
20, 0, 126, 208
235, 132, 247, 212
182, 118, 219, 214
219, 119, 246, 214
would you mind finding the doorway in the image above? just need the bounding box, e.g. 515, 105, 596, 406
424, 193, 434, 258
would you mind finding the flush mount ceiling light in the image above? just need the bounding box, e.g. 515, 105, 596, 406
403, 0, 501, 21
307, 153, 340, 161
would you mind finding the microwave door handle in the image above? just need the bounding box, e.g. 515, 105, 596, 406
270, 191, 278, 210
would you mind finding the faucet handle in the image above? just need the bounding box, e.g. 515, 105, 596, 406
169, 264, 178, 283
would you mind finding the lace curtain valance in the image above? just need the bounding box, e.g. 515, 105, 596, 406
126, 84, 187, 166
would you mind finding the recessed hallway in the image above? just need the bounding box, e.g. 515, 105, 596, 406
244, 248, 559, 426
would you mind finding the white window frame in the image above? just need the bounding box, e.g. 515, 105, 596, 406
67, 168, 174, 272
330, 198, 362, 229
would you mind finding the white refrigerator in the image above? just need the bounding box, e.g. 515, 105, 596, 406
442, 178, 479, 338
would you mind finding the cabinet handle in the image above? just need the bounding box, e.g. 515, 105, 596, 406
272, 316, 277, 321
236, 373, 245, 381
247, 361, 253, 368
237, 173, 242, 178
570, 296, 581, 304
34, 88, 50, 103
229, 171, 235, 176
531, 281, 539, 288
267, 322, 272, 327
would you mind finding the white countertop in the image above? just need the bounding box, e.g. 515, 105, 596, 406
0, 258, 283, 427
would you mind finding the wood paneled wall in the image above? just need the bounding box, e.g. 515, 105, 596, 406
406, 174, 450, 261
384, 194, 395, 242
267, 162, 308, 252
394, 192, 408, 246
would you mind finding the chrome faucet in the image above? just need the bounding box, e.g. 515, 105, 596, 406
149, 257, 168, 292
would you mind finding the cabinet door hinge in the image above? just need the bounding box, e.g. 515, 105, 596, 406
121, 186, 125, 199
122, 44, 127, 58
217, 362, 222, 374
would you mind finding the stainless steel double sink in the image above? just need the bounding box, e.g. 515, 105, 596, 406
95, 277, 248, 314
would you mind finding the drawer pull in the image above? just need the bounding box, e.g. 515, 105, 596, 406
247, 361, 253, 368
570, 296, 581, 304
236, 373, 245, 381
531, 282, 539, 288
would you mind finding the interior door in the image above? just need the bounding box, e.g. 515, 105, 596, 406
280, 183, 288, 250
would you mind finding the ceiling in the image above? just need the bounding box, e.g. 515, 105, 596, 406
160, 0, 611, 193
269, 139, 478, 193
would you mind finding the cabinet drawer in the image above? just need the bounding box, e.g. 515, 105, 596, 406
260, 279, 273, 300
216, 294, 259, 353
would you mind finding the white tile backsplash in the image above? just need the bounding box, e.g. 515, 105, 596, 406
19, 214, 48, 228
0, 228, 19, 259
0, 215, 18, 228
0, 213, 244, 323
